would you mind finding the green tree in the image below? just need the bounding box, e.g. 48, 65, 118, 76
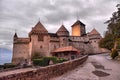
111, 49, 119, 59
116, 38, 120, 49
99, 4, 120, 50
99, 33, 114, 50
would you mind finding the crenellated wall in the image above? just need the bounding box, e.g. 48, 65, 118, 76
0, 55, 88, 80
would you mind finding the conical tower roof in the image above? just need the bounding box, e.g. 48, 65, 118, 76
90, 28, 100, 35
56, 25, 69, 36
29, 21, 48, 36
71, 20, 85, 27
14, 32, 18, 38
57, 25, 69, 33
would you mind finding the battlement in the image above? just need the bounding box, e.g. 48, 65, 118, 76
14, 38, 30, 44
69, 36, 89, 42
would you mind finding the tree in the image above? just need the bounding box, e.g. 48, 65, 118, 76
99, 33, 114, 50
99, 4, 120, 50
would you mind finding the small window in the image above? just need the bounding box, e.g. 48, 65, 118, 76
54, 45, 56, 49
40, 45, 42, 49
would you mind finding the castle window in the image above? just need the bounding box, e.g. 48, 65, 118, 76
38, 35, 44, 41
40, 45, 42, 49
69, 43, 72, 46
54, 45, 56, 49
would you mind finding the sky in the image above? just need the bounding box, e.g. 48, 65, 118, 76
0, 0, 120, 51
0, 48, 12, 64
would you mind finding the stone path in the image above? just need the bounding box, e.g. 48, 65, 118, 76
51, 54, 120, 80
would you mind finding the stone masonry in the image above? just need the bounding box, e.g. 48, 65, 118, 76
12, 20, 103, 64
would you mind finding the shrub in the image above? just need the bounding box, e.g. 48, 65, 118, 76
111, 49, 119, 59
3, 63, 16, 69
116, 38, 120, 49
32, 56, 67, 66
56, 58, 67, 63
48, 56, 58, 64
33, 59, 43, 66
33, 58, 49, 66
32, 52, 44, 60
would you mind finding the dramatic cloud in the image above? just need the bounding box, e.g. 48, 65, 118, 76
0, 0, 120, 51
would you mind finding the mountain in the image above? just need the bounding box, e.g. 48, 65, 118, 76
0, 48, 12, 65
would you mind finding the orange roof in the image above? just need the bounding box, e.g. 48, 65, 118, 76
52, 46, 80, 53
89, 28, 100, 35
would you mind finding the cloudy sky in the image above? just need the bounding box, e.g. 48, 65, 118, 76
0, 0, 120, 51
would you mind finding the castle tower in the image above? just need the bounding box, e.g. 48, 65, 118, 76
57, 25, 69, 47
12, 32, 30, 64
29, 21, 48, 37
88, 28, 102, 53
29, 21, 49, 56
71, 20, 86, 36
56, 25, 69, 37
89, 28, 100, 35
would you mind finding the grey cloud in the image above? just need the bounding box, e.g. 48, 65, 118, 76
0, 0, 119, 50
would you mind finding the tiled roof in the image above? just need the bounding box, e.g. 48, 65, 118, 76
89, 28, 100, 35
71, 20, 85, 27
29, 21, 48, 36
57, 25, 69, 33
48, 33, 58, 37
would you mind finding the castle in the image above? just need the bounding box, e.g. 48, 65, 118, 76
12, 20, 103, 64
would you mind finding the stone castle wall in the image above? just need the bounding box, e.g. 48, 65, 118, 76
12, 43, 30, 64
12, 20, 102, 64
0, 55, 88, 80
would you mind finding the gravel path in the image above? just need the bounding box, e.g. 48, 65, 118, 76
51, 54, 120, 80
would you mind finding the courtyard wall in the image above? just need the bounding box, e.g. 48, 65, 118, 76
0, 55, 88, 80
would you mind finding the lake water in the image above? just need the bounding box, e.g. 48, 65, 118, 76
0, 48, 12, 65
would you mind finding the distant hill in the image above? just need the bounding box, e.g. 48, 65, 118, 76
0, 48, 12, 65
